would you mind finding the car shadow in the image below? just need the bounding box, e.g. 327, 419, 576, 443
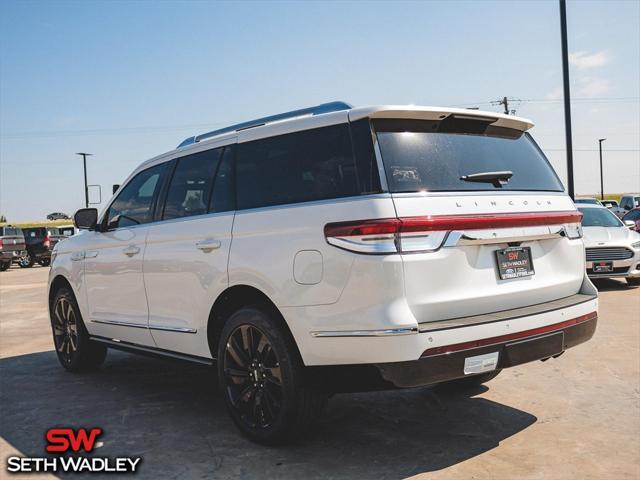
0, 350, 537, 479
592, 278, 634, 291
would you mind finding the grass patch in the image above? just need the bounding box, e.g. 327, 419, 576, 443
0, 219, 73, 228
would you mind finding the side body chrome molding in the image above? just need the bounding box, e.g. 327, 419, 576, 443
91, 319, 197, 334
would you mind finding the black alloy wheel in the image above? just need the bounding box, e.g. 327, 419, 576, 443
223, 324, 283, 429
50, 287, 107, 372
52, 295, 80, 365
218, 307, 326, 444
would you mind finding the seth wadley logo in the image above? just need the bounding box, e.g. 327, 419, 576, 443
6, 428, 142, 474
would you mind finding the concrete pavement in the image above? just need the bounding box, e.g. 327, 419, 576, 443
1, 266, 638, 479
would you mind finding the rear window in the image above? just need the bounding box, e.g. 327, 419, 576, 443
2, 227, 22, 236
236, 123, 380, 210
374, 119, 564, 193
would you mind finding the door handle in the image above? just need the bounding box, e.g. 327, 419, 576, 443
196, 239, 221, 252
122, 245, 141, 257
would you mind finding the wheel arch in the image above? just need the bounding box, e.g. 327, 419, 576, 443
48, 274, 74, 312
207, 284, 302, 363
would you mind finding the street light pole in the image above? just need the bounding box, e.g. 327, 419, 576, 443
76, 153, 93, 208
598, 138, 606, 200
559, 0, 575, 200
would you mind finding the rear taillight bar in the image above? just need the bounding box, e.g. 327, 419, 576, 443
324, 210, 583, 254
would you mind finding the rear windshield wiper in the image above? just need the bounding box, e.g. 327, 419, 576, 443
460, 170, 513, 188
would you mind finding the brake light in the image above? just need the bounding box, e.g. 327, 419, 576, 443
44, 236, 50, 248
0, 239, 3, 250
324, 210, 583, 254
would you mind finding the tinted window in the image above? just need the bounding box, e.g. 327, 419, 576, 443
624, 210, 640, 221
163, 149, 222, 220
209, 146, 235, 213
2, 227, 22, 236
236, 124, 365, 210
374, 119, 564, 193
106, 163, 166, 228
578, 207, 622, 227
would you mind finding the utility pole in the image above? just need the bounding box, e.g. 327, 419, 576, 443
500, 96, 509, 115
598, 138, 606, 200
559, 0, 575, 200
76, 153, 93, 208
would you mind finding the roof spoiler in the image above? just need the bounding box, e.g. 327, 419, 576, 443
177, 101, 352, 149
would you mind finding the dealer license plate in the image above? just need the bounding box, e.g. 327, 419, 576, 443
495, 247, 534, 280
592, 261, 613, 273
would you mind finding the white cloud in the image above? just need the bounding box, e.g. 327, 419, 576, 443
576, 77, 610, 97
569, 51, 609, 69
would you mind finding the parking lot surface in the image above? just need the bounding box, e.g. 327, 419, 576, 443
1, 265, 639, 479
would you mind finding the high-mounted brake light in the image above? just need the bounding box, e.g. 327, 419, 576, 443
324, 210, 583, 254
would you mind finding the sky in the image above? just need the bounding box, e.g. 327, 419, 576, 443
1, 0, 638, 221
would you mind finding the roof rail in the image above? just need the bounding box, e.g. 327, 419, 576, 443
177, 101, 352, 148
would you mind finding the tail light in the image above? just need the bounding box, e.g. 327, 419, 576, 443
324, 210, 583, 254
44, 236, 50, 248
0, 239, 3, 250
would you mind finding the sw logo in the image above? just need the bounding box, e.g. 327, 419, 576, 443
5, 427, 142, 474
46, 427, 103, 453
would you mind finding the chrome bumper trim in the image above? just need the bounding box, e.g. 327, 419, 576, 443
310, 327, 418, 338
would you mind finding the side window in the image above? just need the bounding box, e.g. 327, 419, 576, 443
621, 197, 629, 210
209, 146, 235, 213
236, 124, 364, 210
106, 163, 166, 229
163, 149, 222, 220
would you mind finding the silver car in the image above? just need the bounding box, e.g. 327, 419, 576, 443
578, 204, 640, 286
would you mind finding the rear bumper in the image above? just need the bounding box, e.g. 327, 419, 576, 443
376, 312, 596, 388
0, 250, 26, 261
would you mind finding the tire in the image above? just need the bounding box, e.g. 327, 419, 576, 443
38, 258, 51, 267
18, 253, 34, 268
50, 286, 107, 372
217, 306, 326, 444
0, 261, 9, 271
626, 277, 640, 286
438, 369, 502, 390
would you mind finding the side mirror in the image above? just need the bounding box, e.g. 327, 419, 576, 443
112, 184, 120, 195
74, 208, 98, 230
624, 220, 635, 229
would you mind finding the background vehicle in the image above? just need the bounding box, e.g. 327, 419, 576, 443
622, 208, 640, 232
49, 103, 598, 443
619, 194, 640, 214
47, 212, 71, 220
602, 200, 618, 209
0, 226, 26, 271
578, 205, 640, 286
575, 198, 603, 206
20, 227, 55, 267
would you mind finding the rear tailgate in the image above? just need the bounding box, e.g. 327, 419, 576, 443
393, 194, 584, 323
0, 235, 26, 254
372, 114, 585, 325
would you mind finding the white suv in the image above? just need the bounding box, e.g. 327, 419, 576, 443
48, 102, 598, 443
